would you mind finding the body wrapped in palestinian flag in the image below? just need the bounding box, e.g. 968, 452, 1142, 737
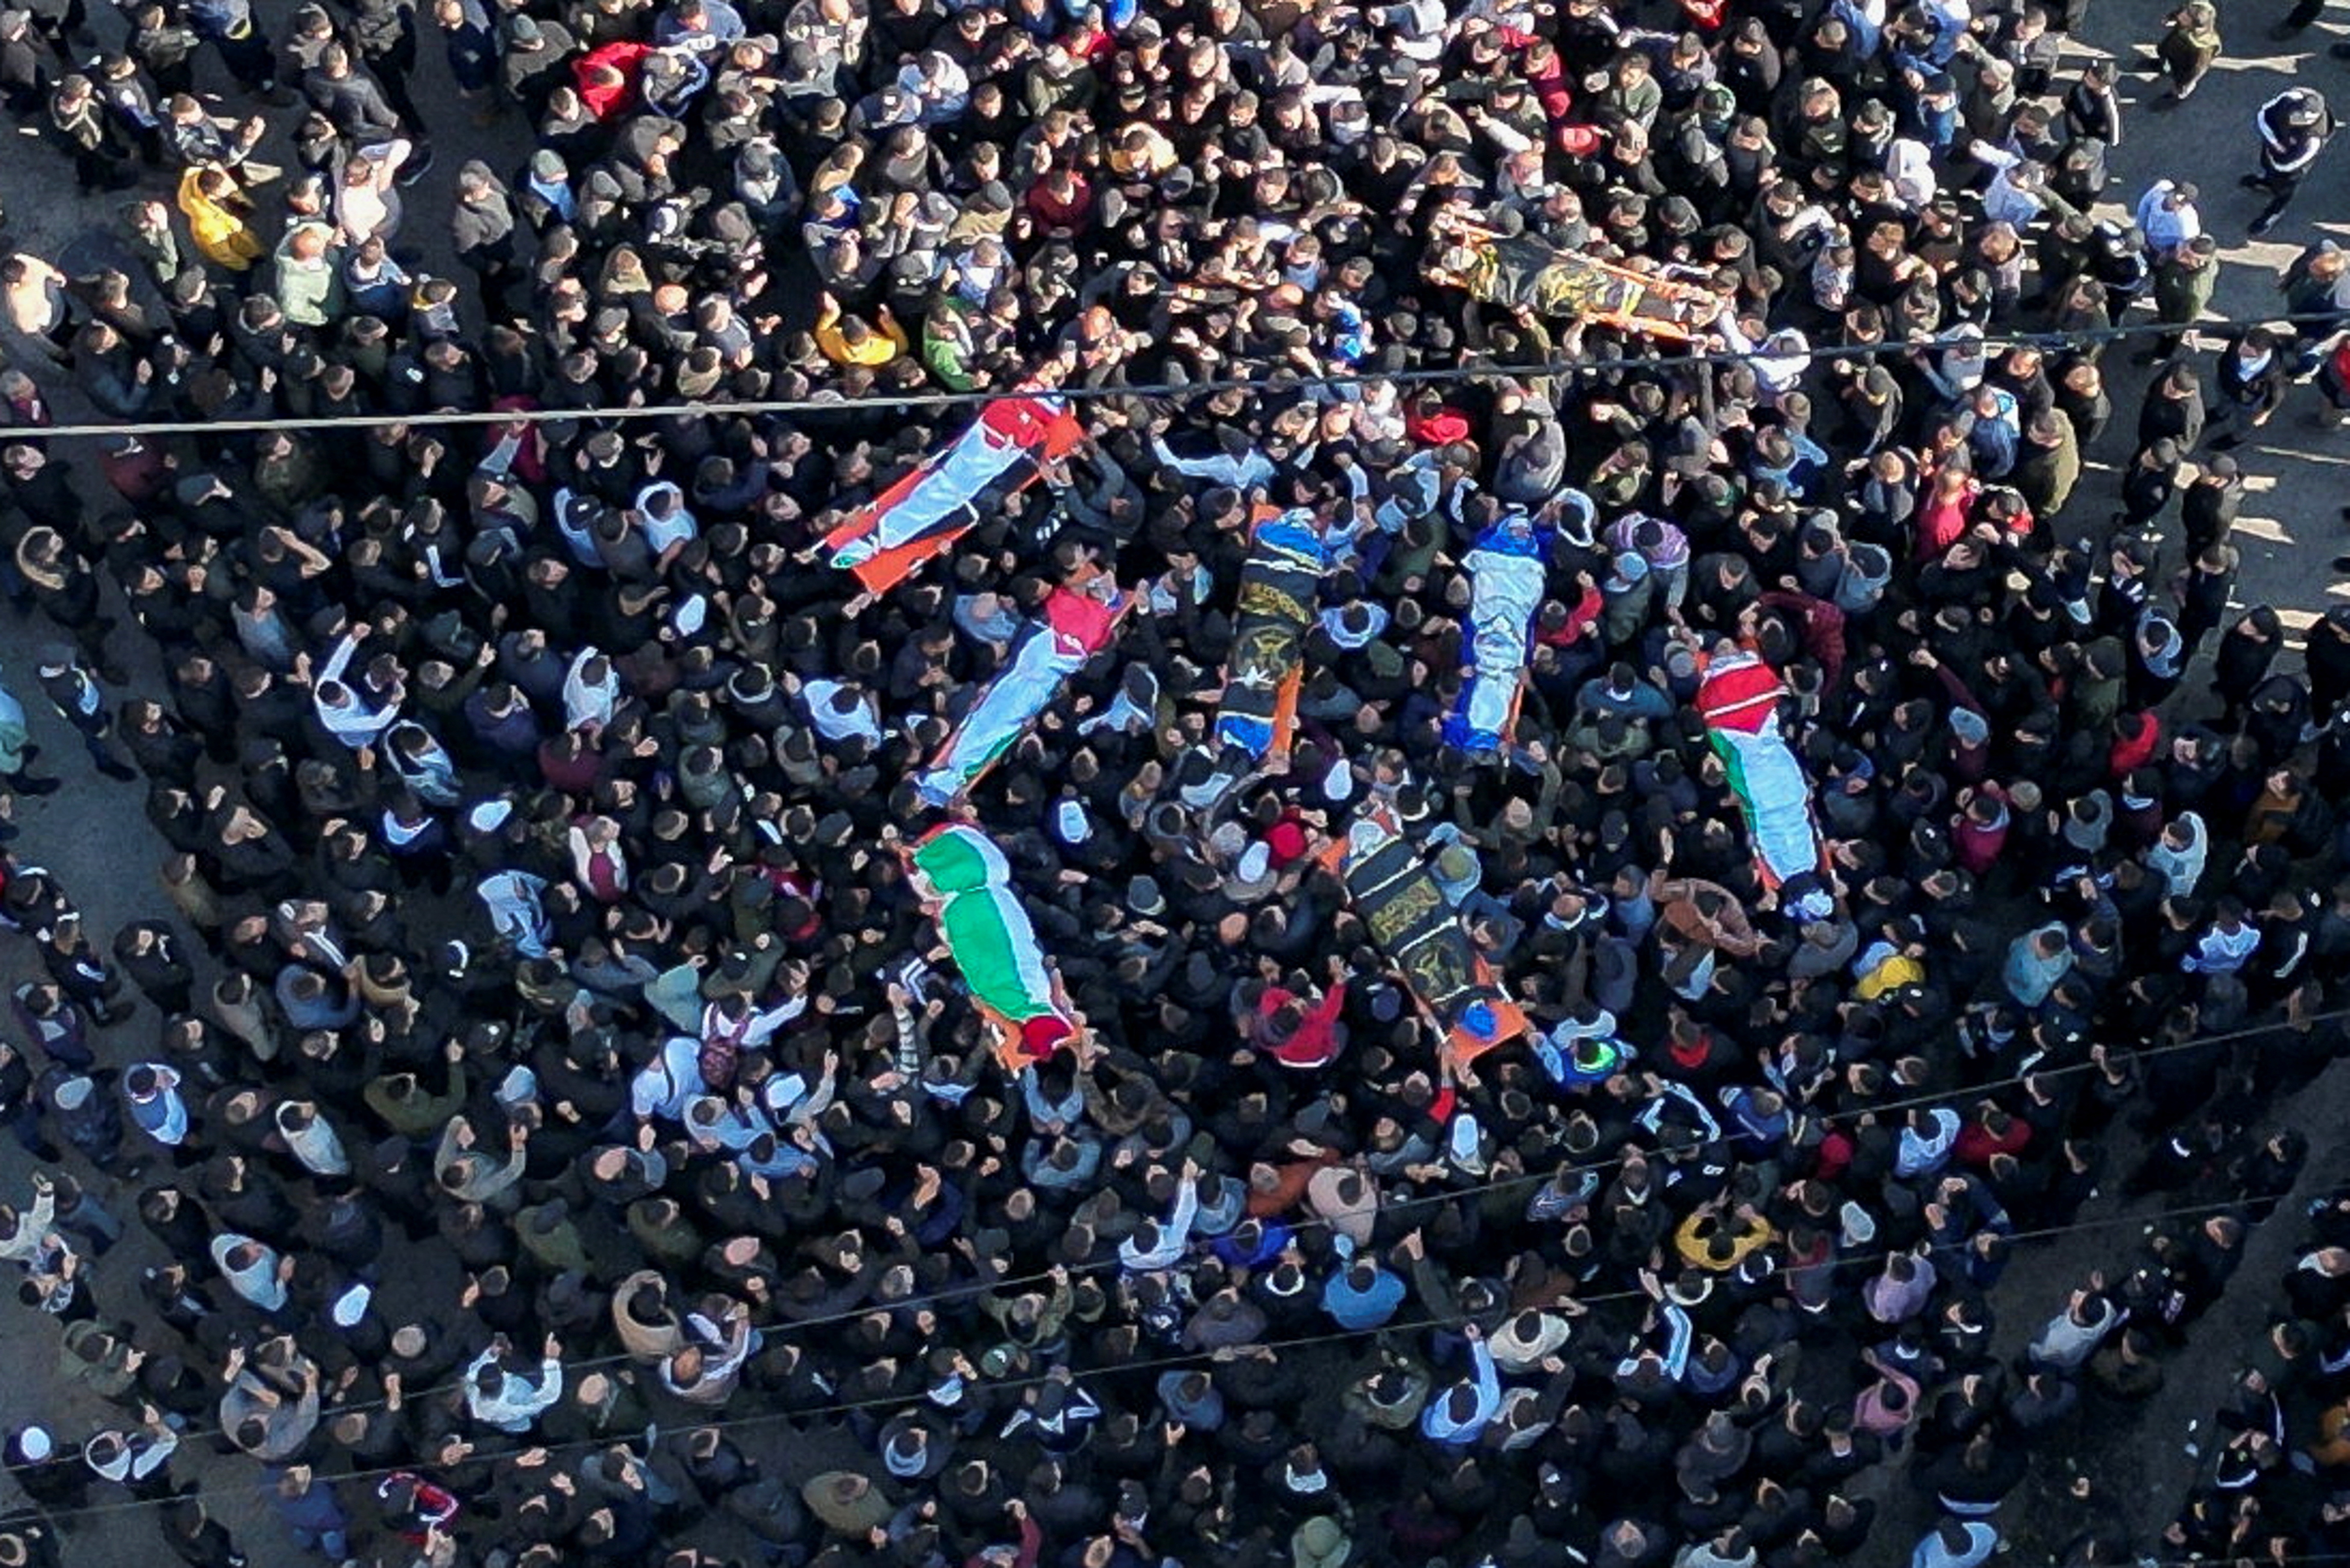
906, 825, 1081, 1072
1325, 806, 1528, 1067
1693, 646, 1827, 890
916, 573, 1129, 808
1215, 508, 1328, 768
822, 395, 1084, 593
1441, 512, 1548, 756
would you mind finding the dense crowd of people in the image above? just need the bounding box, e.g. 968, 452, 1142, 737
0, 0, 2335, 1562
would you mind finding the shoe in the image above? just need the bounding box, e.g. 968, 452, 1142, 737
12, 776, 59, 796
2329, 554, 2350, 570
94, 759, 136, 782
2251, 212, 2282, 237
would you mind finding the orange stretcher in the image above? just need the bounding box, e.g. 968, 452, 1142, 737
1424, 206, 1724, 342
1319, 805, 1530, 1069
821, 394, 1085, 595
1213, 506, 1325, 771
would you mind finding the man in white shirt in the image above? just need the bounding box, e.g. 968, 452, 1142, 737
310, 625, 402, 751
462, 1336, 565, 1433
2136, 177, 2203, 259
801, 678, 883, 746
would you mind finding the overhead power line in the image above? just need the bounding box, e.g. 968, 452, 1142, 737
0, 998, 2338, 1524
2, 1180, 2327, 1531
15, 995, 2333, 1472
2, 306, 2340, 443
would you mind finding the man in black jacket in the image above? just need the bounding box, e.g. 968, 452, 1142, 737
45, 73, 131, 191
450, 159, 519, 315
2206, 329, 2292, 448
300, 41, 399, 141
2243, 86, 2334, 235
2182, 452, 2243, 557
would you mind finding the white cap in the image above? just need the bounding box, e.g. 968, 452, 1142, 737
331, 1282, 373, 1328
496, 1065, 539, 1107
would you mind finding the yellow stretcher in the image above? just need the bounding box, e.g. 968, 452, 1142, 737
1425, 208, 1725, 343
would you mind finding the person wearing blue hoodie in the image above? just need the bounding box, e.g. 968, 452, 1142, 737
1154, 1369, 1225, 1433
1419, 1324, 1500, 1447
1321, 1257, 1404, 1332
1910, 1517, 2000, 1568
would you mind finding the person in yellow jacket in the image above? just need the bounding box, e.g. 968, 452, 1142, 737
176, 166, 265, 272
1853, 937, 1926, 1001
813, 291, 906, 367
1674, 1202, 1777, 1272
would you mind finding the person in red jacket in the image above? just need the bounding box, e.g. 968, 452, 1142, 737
2110, 710, 2163, 780
1405, 391, 1474, 446
1758, 585, 1849, 691
1955, 1107, 2033, 1168
1256, 966, 1348, 1071
1915, 464, 1981, 559
1025, 166, 1094, 234
378, 1471, 460, 1546
1952, 783, 2012, 876
571, 39, 648, 119
1538, 573, 1607, 651
966, 1500, 1042, 1568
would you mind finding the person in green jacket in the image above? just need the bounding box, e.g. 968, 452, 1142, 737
802, 1471, 893, 1539
270, 218, 345, 329
922, 297, 981, 391
2145, 234, 2217, 360
363, 1053, 467, 1140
